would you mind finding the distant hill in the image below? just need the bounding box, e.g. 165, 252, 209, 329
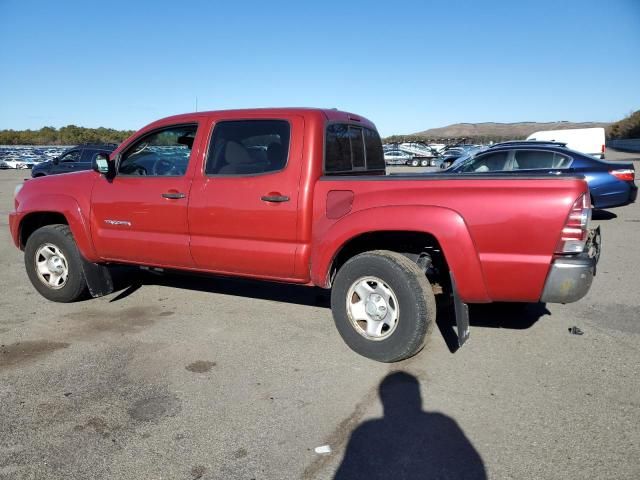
412, 121, 611, 140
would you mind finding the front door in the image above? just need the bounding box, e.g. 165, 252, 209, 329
188, 116, 303, 279
90, 123, 200, 267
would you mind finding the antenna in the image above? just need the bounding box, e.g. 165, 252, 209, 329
195, 96, 198, 112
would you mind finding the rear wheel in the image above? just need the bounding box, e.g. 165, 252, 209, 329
420, 159, 429, 167
410, 159, 419, 167
24, 224, 88, 302
330, 250, 436, 362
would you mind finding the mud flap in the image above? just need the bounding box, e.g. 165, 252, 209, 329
81, 258, 114, 298
450, 273, 470, 347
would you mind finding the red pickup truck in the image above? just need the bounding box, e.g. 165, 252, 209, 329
9, 108, 600, 362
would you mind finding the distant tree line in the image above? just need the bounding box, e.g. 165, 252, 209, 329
607, 110, 640, 139
0, 125, 135, 145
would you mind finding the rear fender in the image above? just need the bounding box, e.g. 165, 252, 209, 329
311, 205, 490, 302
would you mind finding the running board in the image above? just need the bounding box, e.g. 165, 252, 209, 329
450, 273, 470, 347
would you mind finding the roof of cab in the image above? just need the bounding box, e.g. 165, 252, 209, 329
146, 107, 377, 131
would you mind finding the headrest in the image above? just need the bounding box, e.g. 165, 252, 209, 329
225, 141, 253, 165
177, 135, 194, 149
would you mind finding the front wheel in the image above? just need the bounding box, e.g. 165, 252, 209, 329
24, 224, 89, 302
330, 250, 436, 362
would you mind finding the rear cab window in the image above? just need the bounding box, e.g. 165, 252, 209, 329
325, 123, 385, 175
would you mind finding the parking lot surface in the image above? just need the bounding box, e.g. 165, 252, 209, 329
1, 151, 639, 479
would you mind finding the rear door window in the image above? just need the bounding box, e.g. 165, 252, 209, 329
512, 150, 555, 170
511, 150, 572, 170
325, 123, 385, 174
461, 151, 510, 172
205, 120, 290, 175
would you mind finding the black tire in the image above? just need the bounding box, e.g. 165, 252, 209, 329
330, 250, 436, 362
410, 159, 419, 167
24, 224, 88, 302
420, 159, 429, 167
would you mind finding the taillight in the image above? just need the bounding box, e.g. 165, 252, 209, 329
601, 144, 606, 154
555, 194, 591, 254
609, 169, 635, 182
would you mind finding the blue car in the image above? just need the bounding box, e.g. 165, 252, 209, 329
31, 143, 116, 178
445, 141, 637, 208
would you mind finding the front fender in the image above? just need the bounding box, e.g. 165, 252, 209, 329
15, 193, 98, 262
310, 205, 490, 303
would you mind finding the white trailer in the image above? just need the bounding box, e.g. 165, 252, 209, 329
526, 127, 606, 159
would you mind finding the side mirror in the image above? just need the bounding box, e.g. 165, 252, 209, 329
93, 153, 116, 179
52, 157, 59, 165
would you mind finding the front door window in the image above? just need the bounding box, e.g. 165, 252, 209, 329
119, 125, 197, 176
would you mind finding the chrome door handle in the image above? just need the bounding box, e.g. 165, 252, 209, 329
261, 195, 290, 203
162, 192, 186, 199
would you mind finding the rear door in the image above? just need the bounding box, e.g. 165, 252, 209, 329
90, 123, 200, 267
188, 116, 304, 279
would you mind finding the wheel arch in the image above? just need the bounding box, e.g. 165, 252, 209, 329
17, 195, 98, 261
310, 205, 490, 302
19, 211, 68, 248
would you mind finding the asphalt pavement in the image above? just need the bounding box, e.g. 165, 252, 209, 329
1, 150, 638, 479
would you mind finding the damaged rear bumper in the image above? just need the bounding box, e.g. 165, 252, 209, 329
541, 226, 601, 304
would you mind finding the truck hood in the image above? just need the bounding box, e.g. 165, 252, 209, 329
17, 170, 97, 211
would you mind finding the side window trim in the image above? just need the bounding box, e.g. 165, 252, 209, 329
204, 118, 291, 177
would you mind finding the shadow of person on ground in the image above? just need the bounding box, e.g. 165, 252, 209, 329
334, 372, 486, 480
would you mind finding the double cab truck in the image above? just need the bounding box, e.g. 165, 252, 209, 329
9, 108, 600, 362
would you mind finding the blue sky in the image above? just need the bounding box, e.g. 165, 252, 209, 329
0, 0, 638, 136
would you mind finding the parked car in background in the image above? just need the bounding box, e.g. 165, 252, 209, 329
437, 147, 466, 169
527, 127, 606, 159
445, 141, 637, 208
384, 150, 414, 165
31, 144, 117, 177
1, 157, 35, 169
